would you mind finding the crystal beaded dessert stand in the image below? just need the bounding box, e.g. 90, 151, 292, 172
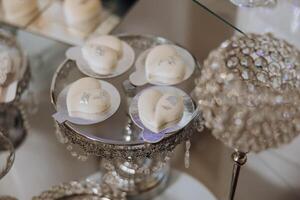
0, 131, 15, 180
195, 33, 300, 200
50, 34, 202, 199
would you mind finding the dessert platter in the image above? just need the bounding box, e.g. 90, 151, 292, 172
50, 34, 203, 199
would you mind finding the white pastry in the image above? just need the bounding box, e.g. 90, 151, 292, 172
3, 0, 38, 19
0, 52, 13, 85
138, 88, 184, 133
88, 35, 123, 57
67, 77, 111, 121
145, 45, 186, 85
64, 0, 102, 33
82, 44, 118, 75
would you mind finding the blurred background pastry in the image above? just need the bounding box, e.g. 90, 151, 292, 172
2, 0, 38, 20
64, 0, 102, 34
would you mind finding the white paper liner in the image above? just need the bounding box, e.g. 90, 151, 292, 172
0, 50, 28, 103
66, 41, 135, 79
130, 45, 195, 86
53, 80, 121, 125
129, 86, 195, 143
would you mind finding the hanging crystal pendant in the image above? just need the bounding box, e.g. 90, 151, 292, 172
184, 140, 191, 168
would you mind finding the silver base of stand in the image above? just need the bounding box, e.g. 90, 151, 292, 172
101, 156, 170, 200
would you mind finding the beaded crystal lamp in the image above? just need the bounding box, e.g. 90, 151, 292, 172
194, 33, 300, 200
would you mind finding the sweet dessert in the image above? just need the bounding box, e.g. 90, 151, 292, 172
145, 45, 186, 85
64, 0, 102, 33
138, 88, 184, 132
2, 0, 38, 20
81, 35, 123, 75
89, 35, 123, 57
66, 77, 111, 121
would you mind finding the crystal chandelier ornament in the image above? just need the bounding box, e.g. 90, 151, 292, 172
194, 33, 300, 200
195, 33, 300, 153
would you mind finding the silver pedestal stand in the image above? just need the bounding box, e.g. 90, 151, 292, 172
51, 34, 202, 199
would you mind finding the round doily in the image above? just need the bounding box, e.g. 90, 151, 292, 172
194, 33, 300, 152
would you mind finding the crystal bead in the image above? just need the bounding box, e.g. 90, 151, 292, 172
246, 39, 255, 48
231, 41, 238, 48
284, 57, 295, 69
228, 50, 237, 56
256, 72, 268, 83
268, 62, 281, 75
254, 57, 268, 69
240, 56, 253, 67
271, 77, 281, 88
241, 70, 250, 80
226, 56, 239, 68
280, 48, 289, 57
270, 52, 280, 62
239, 40, 246, 48
256, 49, 266, 57
282, 72, 290, 82
242, 48, 251, 55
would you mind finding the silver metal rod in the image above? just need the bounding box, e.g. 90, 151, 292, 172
229, 150, 247, 200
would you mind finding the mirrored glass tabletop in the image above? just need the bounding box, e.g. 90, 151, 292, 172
193, 0, 300, 46
0, 1, 299, 200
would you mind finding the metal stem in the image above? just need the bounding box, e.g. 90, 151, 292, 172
229, 150, 247, 200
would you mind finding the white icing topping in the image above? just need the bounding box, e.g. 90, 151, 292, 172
145, 45, 186, 85
67, 77, 111, 121
138, 88, 184, 132
88, 35, 123, 57
82, 44, 118, 75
